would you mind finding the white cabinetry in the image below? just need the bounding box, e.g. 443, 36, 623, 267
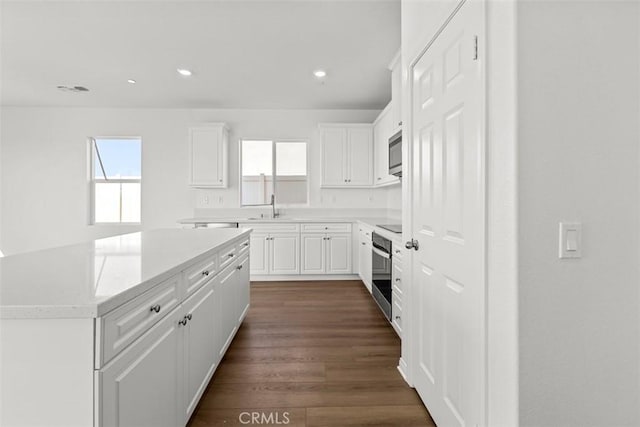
373, 106, 400, 187
189, 124, 229, 188
320, 124, 373, 188
301, 232, 352, 275
389, 51, 402, 133
242, 223, 300, 275
391, 242, 403, 338
358, 224, 373, 292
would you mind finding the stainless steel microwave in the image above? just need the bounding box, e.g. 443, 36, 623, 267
388, 130, 402, 177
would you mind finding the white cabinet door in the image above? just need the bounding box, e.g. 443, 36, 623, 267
373, 108, 400, 187
236, 256, 250, 323
269, 233, 300, 275
390, 55, 402, 132
326, 233, 352, 274
218, 264, 237, 356
189, 125, 228, 188
182, 280, 218, 422
358, 239, 372, 292
99, 308, 182, 427
346, 127, 373, 186
320, 127, 347, 186
300, 233, 326, 274
249, 233, 269, 275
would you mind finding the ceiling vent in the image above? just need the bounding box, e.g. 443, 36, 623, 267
57, 85, 89, 93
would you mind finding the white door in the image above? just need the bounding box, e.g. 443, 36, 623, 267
301, 233, 326, 274
249, 233, 269, 275
410, 2, 485, 427
326, 233, 352, 274
182, 280, 217, 422
218, 264, 237, 355
99, 309, 181, 427
270, 233, 300, 275
189, 127, 222, 186
321, 127, 347, 186
347, 127, 373, 186
236, 256, 250, 322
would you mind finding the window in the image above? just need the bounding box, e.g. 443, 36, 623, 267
90, 137, 141, 224
241, 140, 307, 206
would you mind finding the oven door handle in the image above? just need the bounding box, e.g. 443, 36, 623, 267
372, 246, 391, 260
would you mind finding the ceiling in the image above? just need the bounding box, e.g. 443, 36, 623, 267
0, 0, 400, 109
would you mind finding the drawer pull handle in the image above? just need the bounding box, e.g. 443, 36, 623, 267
228, 253, 235, 258
186, 313, 193, 321
178, 317, 188, 326
237, 265, 243, 270
395, 250, 401, 254
202, 270, 210, 276
362, 242, 366, 246
150, 304, 161, 313
395, 315, 401, 320
395, 278, 401, 282
242, 243, 249, 247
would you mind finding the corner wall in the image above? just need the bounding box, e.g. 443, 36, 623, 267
517, 2, 640, 425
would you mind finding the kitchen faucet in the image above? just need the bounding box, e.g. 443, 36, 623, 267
270, 194, 279, 218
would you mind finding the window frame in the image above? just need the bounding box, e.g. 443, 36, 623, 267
88, 136, 143, 225
239, 138, 309, 208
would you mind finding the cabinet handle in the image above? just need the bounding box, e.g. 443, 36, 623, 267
242, 242, 249, 247
228, 253, 235, 258
219, 179, 223, 182
377, 177, 381, 180
202, 270, 210, 276
395, 278, 401, 282
178, 318, 187, 326
398, 121, 402, 126
395, 250, 401, 254
395, 315, 401, 320
186, 313, 192, 321
149, 304, 161, 313
362, 242, 366, 245
324, 227, 328, 230
237, 265, 243, 270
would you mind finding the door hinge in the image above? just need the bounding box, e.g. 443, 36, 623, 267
473, 35, 479, 60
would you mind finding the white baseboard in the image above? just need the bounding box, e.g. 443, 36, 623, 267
398, 357, 410, 386
250, 274, 360, 281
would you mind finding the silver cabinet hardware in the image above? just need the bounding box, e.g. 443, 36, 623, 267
178, 317, 188, 326
395, 250, 401, 254
395, 315, 401, 320
202, 270, 210, 276
242, 242, 249, 247
362, 242, 366, 246
395, 278, 401, 282
236, 265, 243, 270
377, 177, 381, 180
149, 304, 161, 313
405, 239, 419, 251
228, 253, 235, 258
186, 314, 192, 321
398, 121, 403, 126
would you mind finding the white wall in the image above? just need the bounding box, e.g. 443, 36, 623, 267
517, 2, 640, 426
0, 107, 387, 255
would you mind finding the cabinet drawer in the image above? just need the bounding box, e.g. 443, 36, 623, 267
237, 238, 250, 256
100, 274, 181, 366
392, 260, 403, 295
240, 222, 300, 232
392, 243, 404, 262
301, 223, 352, 233
392, 290, 403, 338
219, 243, 238, 270
184, 255, 217, 297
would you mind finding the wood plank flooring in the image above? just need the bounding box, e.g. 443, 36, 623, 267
188, 280, 435, 427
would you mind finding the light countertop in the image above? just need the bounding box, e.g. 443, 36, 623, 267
179, 216, 379, 224
0, 228, 250, 319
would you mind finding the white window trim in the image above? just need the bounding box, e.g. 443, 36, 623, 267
239, 138, 310, 208
88, 136, 143, 225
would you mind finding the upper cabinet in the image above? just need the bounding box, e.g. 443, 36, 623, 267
373, 105, 400, 186
389, 51, 402, 133
320, 124, 373, 188
188, 124, 229, 188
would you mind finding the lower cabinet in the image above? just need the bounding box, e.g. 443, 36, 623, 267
99, 307, 182, 427
301, 232, 352, 275
358, 225, 373, 291
249, 232, 299, 275
98, 254, 250, 427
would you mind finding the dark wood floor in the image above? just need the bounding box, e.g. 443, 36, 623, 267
188, 280, 435, 427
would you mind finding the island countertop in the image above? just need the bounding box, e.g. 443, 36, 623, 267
0, 228, 251, 319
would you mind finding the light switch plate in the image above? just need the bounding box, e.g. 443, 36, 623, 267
559, 222, 582, 259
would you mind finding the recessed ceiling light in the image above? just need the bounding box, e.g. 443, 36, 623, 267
127, 79, 137, 84
313, 69, 327, 78
177, 68, 193, 77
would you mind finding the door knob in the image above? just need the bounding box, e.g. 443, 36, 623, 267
405, 239, 419, 251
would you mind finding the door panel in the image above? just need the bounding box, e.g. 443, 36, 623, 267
326, 234, 352, 274
270, 233, 300, 275
301, 233, 326, 274
190, 128, 221, 186
410, 2, 485, 427
182, 281, 217, 422
249, 233, 269, 275
321, 127, 347, 186
347, 128, 373, 186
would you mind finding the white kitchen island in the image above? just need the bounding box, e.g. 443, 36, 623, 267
0, 228, 251, 427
